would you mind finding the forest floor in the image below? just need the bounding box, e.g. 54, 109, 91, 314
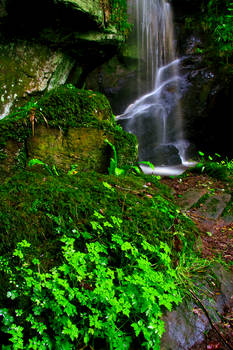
161, 173, 233, 350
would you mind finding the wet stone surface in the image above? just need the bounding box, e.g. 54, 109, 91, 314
177, 188, 208, 210
197, 193, 231, 220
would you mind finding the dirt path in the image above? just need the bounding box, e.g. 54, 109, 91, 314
162, 174, 233, 264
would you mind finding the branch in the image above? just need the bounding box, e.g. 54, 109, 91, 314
189, 288, 233, 350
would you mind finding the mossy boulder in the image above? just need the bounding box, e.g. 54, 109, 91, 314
0, 85, 137, 176
27, 126, 111, 173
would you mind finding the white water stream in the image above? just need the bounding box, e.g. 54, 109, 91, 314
117, 0, 194, 174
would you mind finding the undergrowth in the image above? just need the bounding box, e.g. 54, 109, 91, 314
110, 0, 132, 35
0, 221, 182, 349
0, 169, 200, 349
191, 152, 233, 182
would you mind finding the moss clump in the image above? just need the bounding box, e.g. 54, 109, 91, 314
37, 84, 114, 128
0, 85, 137, 175
0, 113, 31, 143
0, 114, 32, 177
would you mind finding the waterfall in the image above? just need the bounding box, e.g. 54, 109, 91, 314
117, 0, 191, 174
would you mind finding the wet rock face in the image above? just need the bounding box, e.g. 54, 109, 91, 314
177, 29, 233, 158
0, 42, 75, 118
0, 0, 122, 118
86, 55, 140, 116
172, 3, 233, 158
161, 264, 233, 350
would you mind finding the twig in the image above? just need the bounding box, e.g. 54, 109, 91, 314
29, 108, 36, 136
40, 111, 49, 128
114, 184, 145, 195
189, 288, 233, 350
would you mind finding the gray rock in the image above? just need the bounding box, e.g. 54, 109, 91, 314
161, 264, 233, 349
161, 302, 210, 350
197, 193, 231, 220
177, 189, 207, 210
142, 144, 182, 166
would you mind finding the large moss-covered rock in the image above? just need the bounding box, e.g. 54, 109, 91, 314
0, 85, 137, 176
0, 0, 124, 118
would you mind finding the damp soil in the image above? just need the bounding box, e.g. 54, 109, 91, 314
161, 173, 233, 350
161, 174, 233, 265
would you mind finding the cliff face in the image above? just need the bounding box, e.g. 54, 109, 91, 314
173, 0, 233, 157
0, 0, 123, 118
86, 0, 233, 158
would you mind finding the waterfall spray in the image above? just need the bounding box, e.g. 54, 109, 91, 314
117, 0, 192, 175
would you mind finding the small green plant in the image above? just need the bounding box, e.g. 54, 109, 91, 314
0, 211, 184, 350
67, 164, 79, 176
105, 138, 155, 176
7, 99, 38, 119
28, 159, 58, 176
105, 138, 122, 175
6, 98, 48, 136
194, 47, 204, 54
28, 159, 80, 177
193, 151, 231, 181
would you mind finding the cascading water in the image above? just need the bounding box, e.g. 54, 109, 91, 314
117, 0, 192, 175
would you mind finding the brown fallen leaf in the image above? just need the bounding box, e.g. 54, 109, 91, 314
207, 342, 221, 349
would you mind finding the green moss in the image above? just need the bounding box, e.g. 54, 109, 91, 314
0, 113, 31, 143
0, 170, 197, 260
36, 85, 137, 167
37, 85, 113, 127
0, 85, 137, 174
0, 114, 31, 177
0, 150, 7, 160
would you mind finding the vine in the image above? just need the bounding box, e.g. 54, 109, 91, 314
205, 0, 233, 63
110, 0, 132, 35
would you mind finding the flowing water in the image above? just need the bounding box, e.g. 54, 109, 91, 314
117, 0, 193, 174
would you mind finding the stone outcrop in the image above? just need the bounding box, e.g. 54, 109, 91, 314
56, 0, 105, 24
179, 25, 233, 160
0, 0, 124, 118
161, 264, 233, 350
